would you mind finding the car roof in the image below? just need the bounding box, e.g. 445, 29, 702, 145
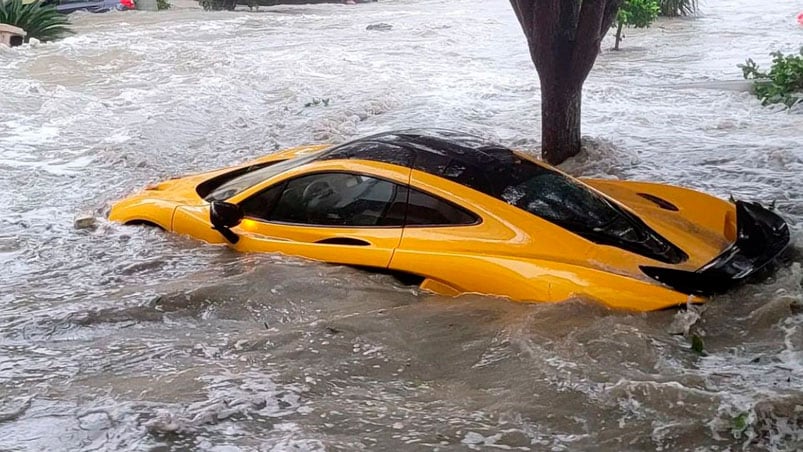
316, 129, 535, 198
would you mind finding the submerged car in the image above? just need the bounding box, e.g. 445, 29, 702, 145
110, 130, 790, 311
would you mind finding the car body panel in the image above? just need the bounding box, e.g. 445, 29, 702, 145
233, 224, 402, 268
108, 197, 178, 230
391, 250, 700, 310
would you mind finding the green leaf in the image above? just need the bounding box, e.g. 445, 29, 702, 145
615, 0, 660, 29
691, 334, 705, 355
739, 49, 803, 108
731, 412, 749, 436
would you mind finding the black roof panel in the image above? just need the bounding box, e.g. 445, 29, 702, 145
317, 129, 522, 196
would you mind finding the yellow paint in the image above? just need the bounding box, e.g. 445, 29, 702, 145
110, 144, 735, 312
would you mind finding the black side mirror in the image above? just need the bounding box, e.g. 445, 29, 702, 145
210, 201, 243, 244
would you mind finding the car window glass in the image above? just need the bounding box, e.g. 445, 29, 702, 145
268, 173, 403, 227
501, 169, 622, 234
378, 186, 408, 226
405, 188, 478, 226
205, 153, 319, 202
240, 184, 284, 220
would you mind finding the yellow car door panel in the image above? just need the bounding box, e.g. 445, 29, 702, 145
234, 222, 402, 268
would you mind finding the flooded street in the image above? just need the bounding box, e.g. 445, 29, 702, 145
1, 0, 802, 449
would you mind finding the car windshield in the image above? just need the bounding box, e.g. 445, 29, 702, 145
204, 153, 319, 202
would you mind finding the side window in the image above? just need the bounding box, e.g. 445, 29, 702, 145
260, 172, 404, 227
240, 183, 284, 221
405, 188, 478, 226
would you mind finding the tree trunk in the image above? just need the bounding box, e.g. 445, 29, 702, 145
614, 20, 623, 50
540, 80, 582, 164
510, 0, 623, 165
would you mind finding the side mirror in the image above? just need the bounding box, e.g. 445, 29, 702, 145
210, 201, 243, 244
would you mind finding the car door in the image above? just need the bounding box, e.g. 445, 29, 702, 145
231, 171, 408, 269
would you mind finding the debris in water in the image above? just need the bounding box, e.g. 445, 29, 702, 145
143, 409, 186, 434
0, 397, 33, 423
304, 98, 331, 108
366, 23, 393, 31
731, 412, 749, 438
461, 431, 485, 445
668, 305, 702, 335
74, 214, 97, 230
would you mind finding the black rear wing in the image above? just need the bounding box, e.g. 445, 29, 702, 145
640, 201, 790, 296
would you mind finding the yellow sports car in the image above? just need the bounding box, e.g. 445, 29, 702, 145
110, 130, 790, 311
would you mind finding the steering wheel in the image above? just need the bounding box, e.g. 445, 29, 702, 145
302, 180, 335, 205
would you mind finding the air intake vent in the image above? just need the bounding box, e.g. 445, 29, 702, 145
637, 193, 679, 211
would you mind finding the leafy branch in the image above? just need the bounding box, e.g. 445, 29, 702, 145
739, 49, 803, 108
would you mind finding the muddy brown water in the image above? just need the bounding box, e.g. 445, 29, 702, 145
1, 0, 802, 450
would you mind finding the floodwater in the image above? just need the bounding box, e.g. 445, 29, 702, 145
1, 0, 802, 449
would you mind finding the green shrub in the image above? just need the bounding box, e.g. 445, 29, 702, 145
0, 0, 71, 42
613, 0, 660, 50
739, 49, 803, 108
658, 0, 698, 17
157, 0, 171, 9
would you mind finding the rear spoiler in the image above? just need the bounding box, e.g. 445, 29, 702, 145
640, 201, 790, 295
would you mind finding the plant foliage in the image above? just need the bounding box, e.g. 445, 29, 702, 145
157, 0, 171, 9
658, 0, 697, 17
0, 0, 71, 42
731, 412, 749, 438
739, 49, 803, 107
690, 334, 706, 356
613, 0, 659, 50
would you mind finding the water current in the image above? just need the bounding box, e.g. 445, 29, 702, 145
1, 0, 802, 449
